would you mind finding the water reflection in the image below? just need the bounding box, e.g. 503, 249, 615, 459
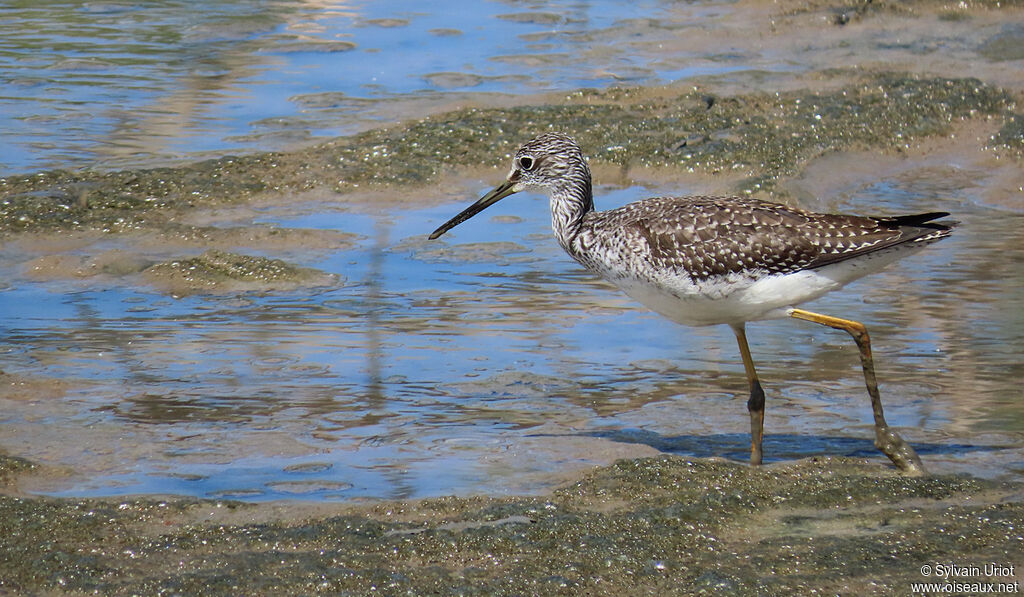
0, 0, 727, 174
0, 174, 1022, 500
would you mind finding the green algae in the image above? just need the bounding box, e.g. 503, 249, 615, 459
784, 0, 1024, 25
0, 456, 1020, 595
317, 73, 1016, 195
142, 250, 339, 296
992, 112, 1024, 152
0, 453, 34, 488
1, 73, 1018, 236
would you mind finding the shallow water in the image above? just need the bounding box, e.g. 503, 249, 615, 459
4, 0, 1019, 177
0, 0, 749, 175
1, 168, 1022, 500
1, 1, 1022, 501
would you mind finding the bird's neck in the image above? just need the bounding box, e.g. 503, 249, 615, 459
549, 169, 594, 254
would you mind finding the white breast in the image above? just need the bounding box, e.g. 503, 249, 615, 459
590, 242, 928, 327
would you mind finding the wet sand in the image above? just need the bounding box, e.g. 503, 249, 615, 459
1, 0, 1023, 592
2, 453, 1022, 594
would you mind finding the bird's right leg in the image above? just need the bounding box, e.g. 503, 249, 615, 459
731, 323, 765, 465
787, 308, 925, 475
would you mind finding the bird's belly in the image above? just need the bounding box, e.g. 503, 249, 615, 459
609, 269, 844, 327
577, 239, 928, 327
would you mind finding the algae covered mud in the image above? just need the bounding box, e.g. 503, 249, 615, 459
1, 0, 1023, 592
2, 456, 1023, 594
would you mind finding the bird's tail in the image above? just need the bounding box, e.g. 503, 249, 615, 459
875, 211, 956, 243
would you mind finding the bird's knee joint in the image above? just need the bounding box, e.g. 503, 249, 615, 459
848, 321, 869, 340
747, 380, 765, 412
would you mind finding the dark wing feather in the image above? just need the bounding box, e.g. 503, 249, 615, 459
591, 196, 953, 281
802, 211, 953, 270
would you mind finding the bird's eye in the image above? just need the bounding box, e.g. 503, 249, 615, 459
517, 156, 535, 171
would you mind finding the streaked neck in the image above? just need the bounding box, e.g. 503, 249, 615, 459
549, 170, 594, 253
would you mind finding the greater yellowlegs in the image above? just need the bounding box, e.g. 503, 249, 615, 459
429, 132, 953, 474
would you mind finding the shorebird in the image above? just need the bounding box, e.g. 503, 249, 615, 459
429, 132, 953, 474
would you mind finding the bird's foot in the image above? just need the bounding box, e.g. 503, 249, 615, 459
749, 443, 763, 466
875, 425, 926, 476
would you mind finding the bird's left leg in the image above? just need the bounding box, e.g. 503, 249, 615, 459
787, 308, 925, 475
731, 323, 765, 466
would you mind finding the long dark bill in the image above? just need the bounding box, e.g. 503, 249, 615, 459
428, 179, 519, 240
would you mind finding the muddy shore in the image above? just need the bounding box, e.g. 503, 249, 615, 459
2, 0, 1023, 593
2, 453, 1023, 594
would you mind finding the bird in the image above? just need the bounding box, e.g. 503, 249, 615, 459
429, 132, 953, 474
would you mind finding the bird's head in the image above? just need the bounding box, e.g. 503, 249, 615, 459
428, 132, 588, 240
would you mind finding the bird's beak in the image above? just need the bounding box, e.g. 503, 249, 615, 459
428, 176, 520, 240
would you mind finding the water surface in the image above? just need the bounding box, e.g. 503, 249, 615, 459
0, 0, 743, 174
0, 0, 1022, 501
1, 170, 1021, 500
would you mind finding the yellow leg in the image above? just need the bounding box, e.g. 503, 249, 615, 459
731, 323, 765, 466
788, 308, 925, 475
